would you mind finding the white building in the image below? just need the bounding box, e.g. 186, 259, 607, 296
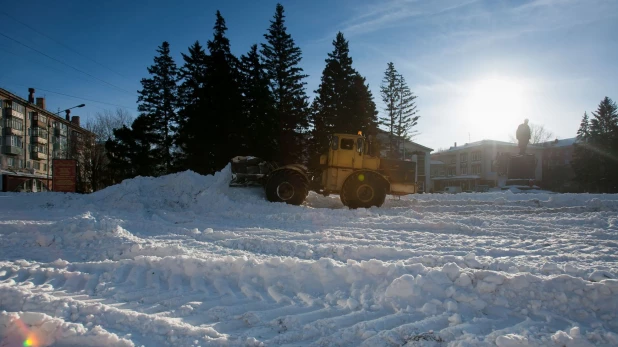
430, 140, 544, 192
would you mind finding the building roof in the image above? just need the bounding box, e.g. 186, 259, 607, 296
538, 137, 577, 148
0, 87, 94, 136
432, 175, 481, 180
375, 128, 433, 151
432, 139, 545, 154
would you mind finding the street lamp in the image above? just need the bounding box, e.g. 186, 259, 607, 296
55, 104, 85, 115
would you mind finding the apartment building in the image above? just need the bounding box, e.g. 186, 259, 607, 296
430, 140, 544, 192
0, 87, 91, 192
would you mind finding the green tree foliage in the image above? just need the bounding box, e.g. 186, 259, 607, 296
136, 41, 180, 174
380, 62, 419, 158
572, 97, 618, 192
260, 3, 310, 164
176, 41, 208, 171
239, 44, 278, 161
310, 32, 378, 166
106, 42, 179, 180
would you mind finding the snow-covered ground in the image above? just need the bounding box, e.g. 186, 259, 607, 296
1, 166, 618, 346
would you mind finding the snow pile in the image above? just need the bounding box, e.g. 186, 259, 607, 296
1, 167, 618, 346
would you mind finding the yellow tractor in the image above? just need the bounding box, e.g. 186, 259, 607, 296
230, 132, 419, 208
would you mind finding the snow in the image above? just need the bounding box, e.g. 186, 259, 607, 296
1, 165, 618, 346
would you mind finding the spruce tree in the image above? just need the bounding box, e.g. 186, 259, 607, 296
379, 62, 400, 157
576, 112, 590, 141
203, 11, 245, 172
310, 32, 377, 165
239, 44, 277, 160
572, 97, 618, 192
105, 116, 159, 181
572, 112, 592, 191
589, 97, 618, 191
394, 74, 419, 159
136, 41, 179, 175
177, 41, 208, 171
261, 3, 310, 164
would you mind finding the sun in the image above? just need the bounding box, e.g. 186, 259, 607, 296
463, 77, 527, 141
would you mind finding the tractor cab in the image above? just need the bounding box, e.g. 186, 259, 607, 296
320, 132, 380, 171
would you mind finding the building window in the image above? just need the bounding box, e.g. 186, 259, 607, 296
461, 166, 468, 175
5, 101, 26, 115
472, 151, 482, 161
472, 163, 481, 175
30, 127, 48, 138
460, 153, 468, 163
5, 135, 22, 147
3, 117, 24, 130
30, 144, 48, 154
447, 166, 456, 176
7, 157, 22, 168
33, 161, 41, 170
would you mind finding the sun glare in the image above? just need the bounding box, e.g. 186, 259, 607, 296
463, 77, 526, 141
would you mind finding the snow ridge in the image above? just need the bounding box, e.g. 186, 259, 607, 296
1, 167, 618, 346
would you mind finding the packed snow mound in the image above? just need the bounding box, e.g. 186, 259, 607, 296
90, 166, 232, 212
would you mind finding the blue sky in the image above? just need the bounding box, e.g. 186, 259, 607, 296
1, 0, 616, 151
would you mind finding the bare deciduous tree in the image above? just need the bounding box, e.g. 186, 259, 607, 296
81, 108, 134, 191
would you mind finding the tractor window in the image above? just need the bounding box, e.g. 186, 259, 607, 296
332, 136, 339, 150
341, 138, 354, 150
357, 138, 364, 154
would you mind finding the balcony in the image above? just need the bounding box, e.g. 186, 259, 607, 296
3, 108, 24, 119
3, 126, 23, 136
31, 135, 48, 144
30, 151, 47, 160
2, 145, 23, 156
33, 119, 47, 128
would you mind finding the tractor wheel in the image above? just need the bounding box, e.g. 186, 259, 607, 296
265, 169, 308, 206
341, 172, 387, 209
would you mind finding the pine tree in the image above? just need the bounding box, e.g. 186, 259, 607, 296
393, 74, 419, 159
261, 3, 310, 164
379, 62, 400, 158
310, 32, 377, 165
137, 41, 179, 175
177, 41, 208, 171
239, 44, 277, 160
203, 11, 245, 172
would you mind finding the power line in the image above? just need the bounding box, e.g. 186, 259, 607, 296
0, 31, 137, 96
0, 46, 137, 95
0, 80, 138, 111
0, 11, 129, 80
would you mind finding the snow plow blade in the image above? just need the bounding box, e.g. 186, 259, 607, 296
229, 156, 276, 187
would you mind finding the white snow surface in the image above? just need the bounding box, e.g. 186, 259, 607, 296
1, 165, 618, 346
